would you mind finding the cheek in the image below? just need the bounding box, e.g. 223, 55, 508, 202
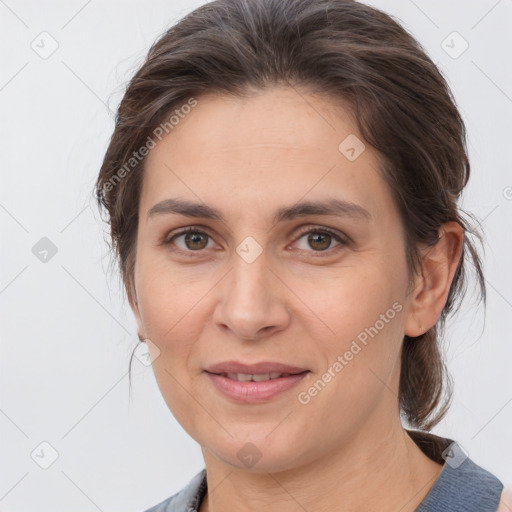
134, 244, 211, 337
298, 255, 407, 392
295, 293, 406, 442
133, 266, 207, 411
135, 263, 211, 429
303, 257, 406, 346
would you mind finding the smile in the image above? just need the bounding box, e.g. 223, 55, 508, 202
219, 372, 293, 381
206, 370, 310, 402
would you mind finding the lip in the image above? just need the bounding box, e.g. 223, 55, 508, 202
206, 372, 309, 403
204, 361, 310, 403
205, 361, 308, 375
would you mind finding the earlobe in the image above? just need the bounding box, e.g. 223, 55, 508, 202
128, 288, 147, 340
404, 222, 464, 338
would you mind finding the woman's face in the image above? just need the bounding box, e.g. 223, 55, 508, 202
132, 87, 419, 472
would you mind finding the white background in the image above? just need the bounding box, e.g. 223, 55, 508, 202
1, 0, 511, 510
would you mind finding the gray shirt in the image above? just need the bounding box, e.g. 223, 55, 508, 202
143, 432, 504, 512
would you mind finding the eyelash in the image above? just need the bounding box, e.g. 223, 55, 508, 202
161, 225, 348, 257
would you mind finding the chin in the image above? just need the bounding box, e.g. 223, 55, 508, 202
203, 430, 310, 474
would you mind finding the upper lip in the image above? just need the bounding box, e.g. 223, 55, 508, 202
205, 361, 309, 375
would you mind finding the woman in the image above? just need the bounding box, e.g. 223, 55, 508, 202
94, 0, 507, 510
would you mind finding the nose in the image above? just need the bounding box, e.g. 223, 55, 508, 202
212, 248, 291, 341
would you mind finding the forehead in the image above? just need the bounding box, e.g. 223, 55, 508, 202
150, 87, 357, 157
140, 87, 390, 221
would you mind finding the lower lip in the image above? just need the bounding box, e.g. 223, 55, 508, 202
205, 371, 309, 403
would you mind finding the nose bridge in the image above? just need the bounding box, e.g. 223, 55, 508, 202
230, 230, 269, 299
229, 244, 272, 316
213, 238, 289, 339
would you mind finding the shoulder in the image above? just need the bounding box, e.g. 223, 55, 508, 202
412, 435, 505, 512
142, 469, 207, 512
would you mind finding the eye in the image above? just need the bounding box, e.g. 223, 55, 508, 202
162, 226, 215, 253
292, 226, 348, 255
161, 225, 349, 257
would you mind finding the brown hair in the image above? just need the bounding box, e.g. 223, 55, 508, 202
94, 0, 485, 439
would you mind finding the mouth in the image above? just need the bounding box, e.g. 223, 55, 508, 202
204, 361, 310, 402
205, 360, 309, 376
214, 371, 307, 382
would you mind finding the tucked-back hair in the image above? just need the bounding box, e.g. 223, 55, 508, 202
94, 0, 485, 441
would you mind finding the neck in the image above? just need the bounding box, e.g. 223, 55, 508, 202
199, 417, 443, 512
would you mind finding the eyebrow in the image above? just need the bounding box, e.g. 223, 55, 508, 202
147, 197, 371, 224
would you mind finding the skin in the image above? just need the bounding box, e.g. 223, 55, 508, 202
497, 489, 512, 512
130, 86, 469, 511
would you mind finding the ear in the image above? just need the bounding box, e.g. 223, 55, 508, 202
404, 221, 464, 337
127, 282, 146, 341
